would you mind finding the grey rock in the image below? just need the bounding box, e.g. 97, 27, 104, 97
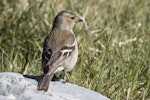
0, 72, 109, 100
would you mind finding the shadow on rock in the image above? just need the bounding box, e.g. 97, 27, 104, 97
23, 75, 43, 82
23, 74, 60, 83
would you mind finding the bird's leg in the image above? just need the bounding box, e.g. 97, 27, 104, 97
63, 71, 70, 83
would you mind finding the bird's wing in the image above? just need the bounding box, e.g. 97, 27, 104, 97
42, 31, 76, 74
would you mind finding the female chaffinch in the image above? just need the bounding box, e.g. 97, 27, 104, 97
38, 10, 83, 91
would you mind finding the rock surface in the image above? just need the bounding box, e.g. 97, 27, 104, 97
0, 72, 109, 100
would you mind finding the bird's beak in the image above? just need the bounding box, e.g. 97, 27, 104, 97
75, 17, 83, 23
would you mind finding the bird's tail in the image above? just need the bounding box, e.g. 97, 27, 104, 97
37, 73, 54, 91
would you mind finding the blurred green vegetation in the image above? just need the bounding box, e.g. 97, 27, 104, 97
0, 0, 150, 99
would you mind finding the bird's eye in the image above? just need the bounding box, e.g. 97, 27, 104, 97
71, 17, 75, 20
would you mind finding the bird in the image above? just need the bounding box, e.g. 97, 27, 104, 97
37, 10, 83, 91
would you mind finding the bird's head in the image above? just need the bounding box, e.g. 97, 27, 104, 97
53, 10, 83, 31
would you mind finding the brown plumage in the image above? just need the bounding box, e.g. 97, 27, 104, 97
37, 10, 83, 91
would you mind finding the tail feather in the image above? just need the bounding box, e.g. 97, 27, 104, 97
38, 73, 54, 91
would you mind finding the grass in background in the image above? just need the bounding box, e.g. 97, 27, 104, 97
0, 0, 150, 99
